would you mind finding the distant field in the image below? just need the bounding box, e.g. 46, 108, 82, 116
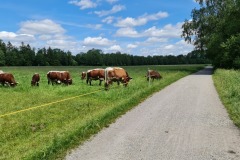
213, 69, 240, 128
0, 65, 205, 160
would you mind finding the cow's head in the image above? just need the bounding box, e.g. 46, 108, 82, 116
31, 80, 36, 86
122, 77, 132, 87
10, 82, 18, 87
68, 79, 72, 85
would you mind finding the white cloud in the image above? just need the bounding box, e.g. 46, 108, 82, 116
46, 39, 78, 49
143, 23, 182, 38
83, 36, 113, 46
95, 5, 125, 17
0, 31, 35, 42
164, 44, 174, 50
144, 37, 168, 43
115, 22, 183, 38
102, 16, 115, 24
69, 0, 97, 10
115, 27, 140, 38
18, 19, 65, 35
86, 24, 102, 30
106, 0, 118, 4
115, 11, 168, 27
127, 44, 138, 49
107, 45, 122, 52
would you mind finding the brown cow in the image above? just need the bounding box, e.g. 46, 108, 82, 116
47, 71, 72, 85
104, 67, 132, 89
60, 71, 72, 85
146, 70, 162, 81
0, 72, 18, 87
86, 68, 105, 86
31, 73, 40, 86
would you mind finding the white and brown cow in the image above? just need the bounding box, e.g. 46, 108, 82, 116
146, 70, 162, 81
86, 68, 105, 86
47, 71, 72, 85
0, 72, 18, 87
104, 67, 132, 89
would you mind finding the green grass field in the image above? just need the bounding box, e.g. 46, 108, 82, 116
0, 65, 205, 160
213, 69, 240, 128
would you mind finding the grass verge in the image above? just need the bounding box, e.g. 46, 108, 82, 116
213, 69, 240, 128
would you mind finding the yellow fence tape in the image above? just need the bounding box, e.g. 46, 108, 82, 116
0, 89, 102, 118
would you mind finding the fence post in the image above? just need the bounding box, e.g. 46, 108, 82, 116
148, 68, 150, 86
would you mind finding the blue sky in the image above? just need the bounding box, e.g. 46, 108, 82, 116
0, 0, 198, 56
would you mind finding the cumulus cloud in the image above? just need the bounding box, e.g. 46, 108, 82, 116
0, 31, 35, 42
144, 37, 168, 43
115, 27, 140, 38
107, 45, 122, 52
127, 44, 138, 49
115, 11, 168, 27
18, 19, 65, 35
143, 23, 182, 38
115, 22, 183, 39
69, 0, 97, 10
95, 5, 125, 17
83, 36, 113, 46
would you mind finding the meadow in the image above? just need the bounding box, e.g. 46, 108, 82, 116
0, 65, 205, 160
213, 69, 240, 128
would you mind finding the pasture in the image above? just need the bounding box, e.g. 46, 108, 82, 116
0, 65, 205, 160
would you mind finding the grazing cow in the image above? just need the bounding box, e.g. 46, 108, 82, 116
0, 72, 18, 87
31, 73, 40, 86
146, 70, 162, 81
47, 71, 72, 85
60, 71, 72, 85
104, 67, 132, 89
86, 68, 105, 86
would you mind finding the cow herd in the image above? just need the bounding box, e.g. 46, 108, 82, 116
0, 67, 162, 89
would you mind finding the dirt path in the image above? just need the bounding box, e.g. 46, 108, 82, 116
65, 67, 240, 160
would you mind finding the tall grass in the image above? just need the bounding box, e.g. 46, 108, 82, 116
0, 65, 205, 160
213, 69, 240, 128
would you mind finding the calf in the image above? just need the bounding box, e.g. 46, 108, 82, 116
31, 73, 40, 86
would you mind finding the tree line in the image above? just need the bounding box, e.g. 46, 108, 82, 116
182, 0, 240, 69
0, 40, 210, 66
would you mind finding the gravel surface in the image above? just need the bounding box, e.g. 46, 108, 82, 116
66, 67, 240, 160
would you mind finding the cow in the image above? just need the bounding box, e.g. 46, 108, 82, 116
146, 70, 162, 81
0, 72, 18, 87
31, 73, 40, 86
86, 68, 105, 86
104, 67, 132, 89
60, 71, 72, 85
47, 71, 72, 85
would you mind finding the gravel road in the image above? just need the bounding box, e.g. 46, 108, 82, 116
66, 67, 240, 160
